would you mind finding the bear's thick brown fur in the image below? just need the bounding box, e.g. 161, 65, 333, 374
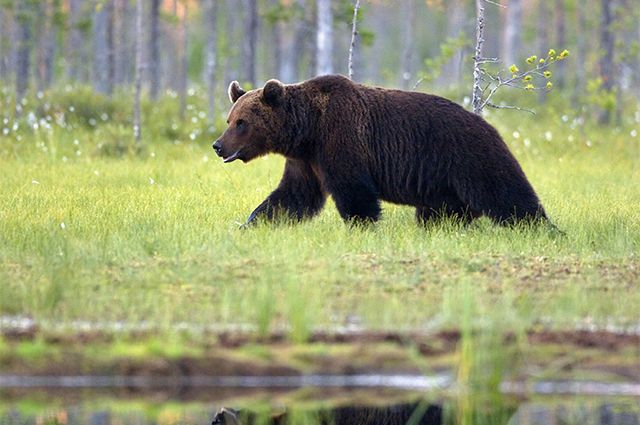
213, 75, 547, 225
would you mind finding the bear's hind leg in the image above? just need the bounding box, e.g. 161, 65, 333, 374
454, 175, 547, 225
416, 188, 477, 225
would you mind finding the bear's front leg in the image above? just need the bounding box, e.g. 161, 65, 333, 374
245, 159, 326, 225
326, 174, 381, 224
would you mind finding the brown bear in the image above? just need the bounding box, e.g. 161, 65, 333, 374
213, 75, 547, 226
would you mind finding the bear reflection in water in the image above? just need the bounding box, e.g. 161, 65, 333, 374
211, 403, 443, 425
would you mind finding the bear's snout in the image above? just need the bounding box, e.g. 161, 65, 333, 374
212, 140, 223, 156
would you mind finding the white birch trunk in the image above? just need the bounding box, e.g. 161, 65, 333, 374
555, 0, 566, 89
203, 0, 218, 125
243, 0, 257, 86
179, 0, 189, 121
316, 0, 333, 76
501, 0, 522, 69
472, 0, 485, 114
347, 0, 361, 81
14, 0, 31, 102
440, 0, 466, 88
149, 0, 161, 100
598, 0, 614, 124
133, 0, 143, 143
400, 0, 416, 89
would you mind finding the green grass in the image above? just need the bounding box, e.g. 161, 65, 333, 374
1, 90, 639, 343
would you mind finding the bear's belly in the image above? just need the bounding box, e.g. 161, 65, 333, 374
373, 162, 436, 207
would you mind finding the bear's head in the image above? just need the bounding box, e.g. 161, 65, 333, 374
213, 79, 288, 163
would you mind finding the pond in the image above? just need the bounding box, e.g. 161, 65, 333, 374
1, 377, 638, 425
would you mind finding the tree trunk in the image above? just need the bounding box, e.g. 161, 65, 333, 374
243, 0, 258, 86
472, 0, 486, 114
440, 0, 465, 88
0, 7, 10, 81
223, 0, 237, 87
35, 0, 51, 92
113, 0, 131, 86
598, 0, 614, 125
306, 1, 317, 79
149, 0, 161, 100
316, 0, 333, 76
164, 0, 180, 91
269, 0, 282, 79
572, 0, 586, 106
179, 0, 189, 121
348, 0, 361, 81
106, 0, 115, 94
15, 0, 32, 102
68, 0, 83, 82
92, 0, 113, 95
400, 0, 416, 89
537, 0, 549, 103
554, 0, 566, 89
286, 0, 309, 82
501, 0, 522, 69
203, 0, 218, 125
134, 0, 143, 143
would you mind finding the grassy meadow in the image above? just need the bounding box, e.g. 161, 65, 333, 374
1, 87, 639, 347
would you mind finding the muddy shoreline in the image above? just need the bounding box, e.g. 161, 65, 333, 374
1, 329, 638, 384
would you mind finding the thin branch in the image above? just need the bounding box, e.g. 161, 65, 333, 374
476, 57, 500, 64
486, 102, 536, 114
482, 0, 506, 8
412, 76, 426, 90
347, 0, 361, 80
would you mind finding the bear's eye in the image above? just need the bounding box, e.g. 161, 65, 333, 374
236, 119, 246, 129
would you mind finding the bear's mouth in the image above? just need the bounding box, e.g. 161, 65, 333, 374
223, 150, 242, 163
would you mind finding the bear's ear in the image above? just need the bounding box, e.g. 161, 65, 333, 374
262, 79, 285, 107
228, 81, 246, 103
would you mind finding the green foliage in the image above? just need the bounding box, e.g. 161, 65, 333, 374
263, 1, 303, 24
586, 77, 617, 116
418, 34, 469, 84
334, 0, 375, 47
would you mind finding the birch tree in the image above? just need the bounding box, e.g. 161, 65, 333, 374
441, 0, 466, 88
400, 0, 416, 89
179, 0, 189, 121
471, 0, 486, 114
316, 0, 333, 76
268, 0, 283, 79
14, 0, 32, 102
0, 5, 10, 81
288, 0, 310, 81
37, 0, 59, 91
243, 0, 257, 86
598, 0, 614, 124
537, 0, 549, 103
133, 0, 142, 143
92, 0, 114, 95
203, 0, 218, 125
347, 0, 361, 81
554, 0, 566, 89
572, 0, 586, 106
149, 0, 161, 100
113, 0, 131, 86
501, 0, 522, 73
472, 0, 568, 115
68, 0, 83, 82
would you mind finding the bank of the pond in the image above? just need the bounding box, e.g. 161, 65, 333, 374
1, 329, 638, 387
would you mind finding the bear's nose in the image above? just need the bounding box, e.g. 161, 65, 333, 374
212, 140, 223, 156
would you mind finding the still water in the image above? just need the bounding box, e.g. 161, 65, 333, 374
1, 386, 638, 425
